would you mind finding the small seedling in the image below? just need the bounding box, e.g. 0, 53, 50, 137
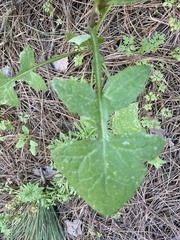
143, 103, 153, 111
16, 125, 38, 156
161, 107, 172, 118
19, 111, 29, 124
74, 55, 84, 67
118, 35, 136, 57
0, 213, 13, 237
158, 83, 167, 93
144, 92, 158, 101
43, 0, 54, 17
141, 116, 161, 130
139, 32, 165, 53
0, 120, 13, 131
169, 17, 180, 31
150, 70, 163, 83
163, 0, 180, 8
170, 47, 180, 61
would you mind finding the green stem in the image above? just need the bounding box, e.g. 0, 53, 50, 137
90, 28, 108, 140
9, 50, 87, 83
95, 6, 111, 32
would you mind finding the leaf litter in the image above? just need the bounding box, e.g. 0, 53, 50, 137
0, 0, 179, 239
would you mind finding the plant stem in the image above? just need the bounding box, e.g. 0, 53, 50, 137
10, 50, 88, 83
95, 6, 111, 32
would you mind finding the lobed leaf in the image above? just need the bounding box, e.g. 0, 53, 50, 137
102, 65, 151, 114
52, 133, 165, 216
51, 79, 99, 122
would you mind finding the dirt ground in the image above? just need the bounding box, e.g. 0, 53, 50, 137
0, 0, 179, 239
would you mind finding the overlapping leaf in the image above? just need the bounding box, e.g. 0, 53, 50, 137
112, 102, 145, 134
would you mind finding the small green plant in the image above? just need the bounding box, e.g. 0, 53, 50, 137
42, 173, 75, 207
169, 17, 180, 31
143, 103, 153, 111
18, 182, 43, 203
43, 0, 54, 17
16, 125, 38, 156
0, 120, 13, 131
74, 55, 84, 67
158, 83, 167, 93
138, 32, 165, 53
141, 116, 161, 130
19, 111, 29, 124
150, 70, 163, 83
144, 91, 158, 101
161, 107, 172, 118
97, 231, 103, 237
118, 35, 136, 57
163, 0, 180, 8
170, 47, 180, 60
0, 213, 13, 237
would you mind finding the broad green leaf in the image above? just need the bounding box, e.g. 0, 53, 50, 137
20, 45, 35, 70
0, 73, 11, 86
19, 71, 47, 90
102, 65, 151, 114
0, 83, 19, 106
16, 139, 25, 148
22, 125, 29, 135
51, 79, 99, 121
112, 102, 145, 134
52, 133, 165, 215
69, 34, 91, 46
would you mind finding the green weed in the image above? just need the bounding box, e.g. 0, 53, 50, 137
0, 0, 166, 216
16, 125, 38, 156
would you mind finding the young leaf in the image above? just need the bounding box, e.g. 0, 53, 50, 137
147, 157, 166, 169
30, 140, 38, 156
20, 45, 35, 70
16, 139, 25, 148
69, 34, 91, 46
51, 79, 99, 122
102, 65, 151, 114
52, 133, 165, 215
22, 125, 29, 135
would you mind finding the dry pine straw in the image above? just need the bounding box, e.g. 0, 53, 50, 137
0, 0, 180, 239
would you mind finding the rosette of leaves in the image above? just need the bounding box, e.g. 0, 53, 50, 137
51, 29, 165, 216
